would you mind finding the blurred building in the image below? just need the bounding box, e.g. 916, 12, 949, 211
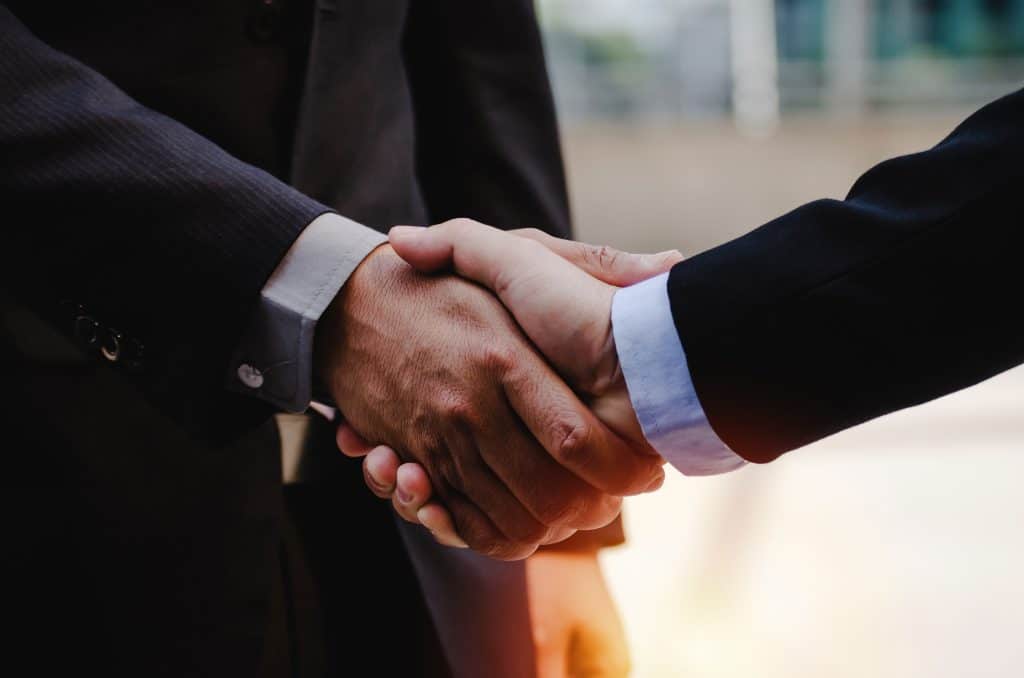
540, 0, 1024, 126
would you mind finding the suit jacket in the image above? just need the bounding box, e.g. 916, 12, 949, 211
0, 2, 616, 676
668, 88, 1024, 463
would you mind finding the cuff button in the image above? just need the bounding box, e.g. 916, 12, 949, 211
238, 364, 265, 389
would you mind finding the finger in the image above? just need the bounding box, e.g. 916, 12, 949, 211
438, 485, 539, 561
391, 462, 433, 523
336, 422, 375, 458
363, 446, 400, 498
541, 526, 578, 546
510, 227, 685, 286
390, 221, 589, 304
390, 220, 683, 287
388, 224, 453, 273
503, 354, 666, 497
474, 397, 623, 532
440, 426, 553, 554
417, 503, 468, 549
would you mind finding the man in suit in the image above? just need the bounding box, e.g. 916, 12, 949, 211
350, 86, 1024, 548
0, 1, 654, 674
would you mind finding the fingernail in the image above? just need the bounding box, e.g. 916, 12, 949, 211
397, 486, 413, 504
363, 468, 391, 494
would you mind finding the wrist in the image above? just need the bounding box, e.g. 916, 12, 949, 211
313, 242, 392, 399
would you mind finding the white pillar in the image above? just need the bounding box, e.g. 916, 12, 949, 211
729, 0, 781, 136
825, 0, 872, 115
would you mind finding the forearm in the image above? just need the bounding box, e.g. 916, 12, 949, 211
1, 7, 329, 439
667, 88, 1024, 461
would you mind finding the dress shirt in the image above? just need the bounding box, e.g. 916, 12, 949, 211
611, 273, 747, 476
229, 213, 387, 411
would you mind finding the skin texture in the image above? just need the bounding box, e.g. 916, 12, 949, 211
337, 224, 681, 550
316, 244, 665, 559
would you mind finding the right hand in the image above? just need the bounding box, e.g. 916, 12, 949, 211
315, 245, 665, 560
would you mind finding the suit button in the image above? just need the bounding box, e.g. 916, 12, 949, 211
73, 314, 100, 346
247, 0, 284, 43
238, 364, 265, 389
100, 329, 122, 363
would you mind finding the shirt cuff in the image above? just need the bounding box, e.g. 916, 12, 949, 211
611, 272, 746, 476
228, 213, 388, 412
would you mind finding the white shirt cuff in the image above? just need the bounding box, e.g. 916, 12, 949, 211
229, 213, 388, 412
611, 272, 746, 476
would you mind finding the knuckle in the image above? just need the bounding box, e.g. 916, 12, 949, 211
554, 418, 593, 468
445, 217, 479, 235
459, 526, 496, 554
570, 487, 623, 530
453, 514, 535, 560
484, 539, 536, 562
481, 343, 518, 374
583, 493, 624, 529
583, 243, 622, 269
533, 498, 576, 528
534, 490, 588, 528
597, 244, 623, 268
513, 227, 545, 241
461, 529, 510, 559
418, 436, 457, 485
505, 519, 548, 547
440, 396, 478, 429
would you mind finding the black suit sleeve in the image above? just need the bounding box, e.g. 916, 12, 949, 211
0, 6, 329, 440
403, 0, 572, 237
668, 87, 1024, 463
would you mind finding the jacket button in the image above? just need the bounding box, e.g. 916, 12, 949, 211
238, 364, 265, 389
100, 329, 122, 363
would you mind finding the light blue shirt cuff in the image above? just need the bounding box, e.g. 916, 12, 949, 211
611, 272, 746, 476
229, 213, 388, 412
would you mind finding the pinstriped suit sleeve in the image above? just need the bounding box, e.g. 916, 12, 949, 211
0, 6, 332, 440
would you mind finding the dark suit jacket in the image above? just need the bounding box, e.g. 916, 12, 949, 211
0, 2, 613, 676
668, 88, 1024, 463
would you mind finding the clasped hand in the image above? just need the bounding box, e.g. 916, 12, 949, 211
320, 220, 681, 558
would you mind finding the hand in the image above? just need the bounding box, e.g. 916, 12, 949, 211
337, 226, 681, 548
527, 551, 630, 678
316, 244, 664, 559
388, 221, 683, 447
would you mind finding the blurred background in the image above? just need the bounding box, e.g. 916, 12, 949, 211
533, 1, 1024, 676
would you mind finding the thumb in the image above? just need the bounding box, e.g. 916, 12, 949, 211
510, 228, 684, 286
389, 219, 559, 298
387, 224, 457, 273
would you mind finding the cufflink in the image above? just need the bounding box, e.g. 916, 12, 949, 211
237, 363, 265, 389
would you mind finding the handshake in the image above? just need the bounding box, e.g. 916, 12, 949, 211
314, 219, 683, 559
